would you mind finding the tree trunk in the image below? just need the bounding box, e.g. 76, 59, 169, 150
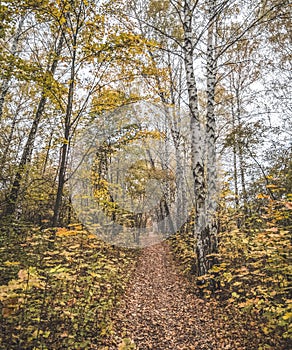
0, 102, 22, 167
235, 88, 248, 216
52, 32, 77, 227
5, 33, 64, 216
206, 0, 218, 262
0, 15, 26, 121
232, 111, 240, 228
182, 2, 208, 276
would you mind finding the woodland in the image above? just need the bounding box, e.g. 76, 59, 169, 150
0, 0, 291, 349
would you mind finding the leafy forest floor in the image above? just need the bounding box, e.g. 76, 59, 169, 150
0, 224, 290, 349
100, 242, 282, 350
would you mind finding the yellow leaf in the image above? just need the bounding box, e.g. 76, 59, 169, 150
283, 312, 292, 321
263, 327, 270, 335
266, 184, 278, 189
257, 193, 268, 199
60, 16, 66, 25
4, 261, 20, 266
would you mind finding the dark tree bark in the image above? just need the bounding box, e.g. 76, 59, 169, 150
52, 33, 76, 226
5, 33, 64, 216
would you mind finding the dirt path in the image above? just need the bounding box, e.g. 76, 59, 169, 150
100, 242, 261, 349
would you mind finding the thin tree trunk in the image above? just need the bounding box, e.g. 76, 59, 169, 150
175, 139, 186, 219
42, 129, 54, 175
0, 15, 26, 121
52, 32, 77, 226
1, 101, 22, 167
168, 59, 187, 225
235, 89, 248, 214
232, 112, 240, 228
5, 33, 64, 216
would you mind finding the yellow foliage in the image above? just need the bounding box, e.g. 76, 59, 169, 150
91, 89, 141, 114
56, 227, 85, 237
212, 193, 292, 341
257, 193, 269, 199
3, 261, 20, 266
0, 226, 138, 347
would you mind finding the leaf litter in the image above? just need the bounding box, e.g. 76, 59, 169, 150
99, 241, 266, 350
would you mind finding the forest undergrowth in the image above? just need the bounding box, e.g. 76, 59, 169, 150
0, 193, 291, 350
0, 223, 138, 349
170, 195, 291, 350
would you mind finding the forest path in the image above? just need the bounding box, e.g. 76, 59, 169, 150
100, 242, 258, 350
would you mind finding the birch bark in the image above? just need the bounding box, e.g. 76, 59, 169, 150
206, 0, 218, 263
182, 1, 208, 275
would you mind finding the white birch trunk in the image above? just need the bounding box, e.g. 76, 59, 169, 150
183, 2, 208, 276
206, 0, 218, 261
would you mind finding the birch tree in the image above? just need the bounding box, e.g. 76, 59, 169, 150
126, 0, 290, 275
126, 0, 190, 231
181, 1, 210, 275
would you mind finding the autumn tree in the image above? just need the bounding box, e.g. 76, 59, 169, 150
122, 0, 291, 275
5, 29, 65, 217
217, 0, 291, 228
52, 0, 152, 226
0, 3, 64, 218
123, 0, 191, 236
